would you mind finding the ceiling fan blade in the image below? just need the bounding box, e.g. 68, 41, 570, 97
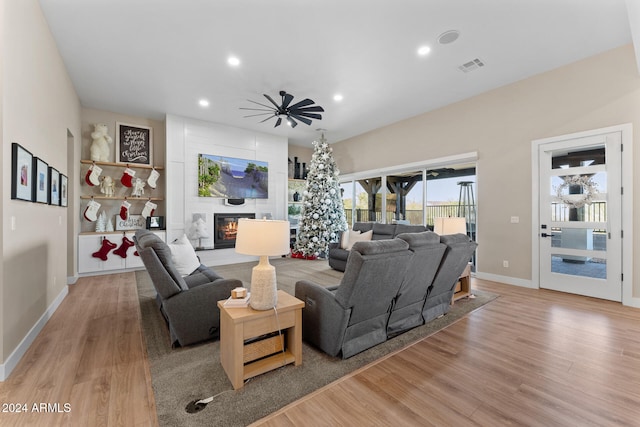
246, 99, 278, 110
274, 117, 282, 127
258, 115, 277, 123
288, 98, 314, 110
240, 107, 276, 112
289, 114, 312, 126
294, 112, 323, 120
294, 105, 325, 113
281, 92, 294, 109
287, 116, 298, 128
264, 94, 281, 110
243, 112, 276, 118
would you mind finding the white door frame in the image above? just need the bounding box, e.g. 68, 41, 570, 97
532, 123, 636, 307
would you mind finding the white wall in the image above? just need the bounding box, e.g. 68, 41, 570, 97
166, 115, 288, 266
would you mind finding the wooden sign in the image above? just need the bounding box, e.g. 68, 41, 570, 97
115, 214, 146, 230
116, 122, 153, 165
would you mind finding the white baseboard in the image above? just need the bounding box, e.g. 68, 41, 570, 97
474, 272, 535, 289
623, 295, 640, 309
67, 275, 78, 285
0, 285, 69, 381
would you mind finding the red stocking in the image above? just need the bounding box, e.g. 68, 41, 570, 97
113, 236, 135, 258
92, 238, 117, 261
121, 168, 136, 187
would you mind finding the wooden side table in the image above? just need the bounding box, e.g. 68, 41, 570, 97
217, 290, 304, 389
452, 263, 472, 303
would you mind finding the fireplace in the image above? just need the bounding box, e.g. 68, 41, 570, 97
214, 213, 255, 249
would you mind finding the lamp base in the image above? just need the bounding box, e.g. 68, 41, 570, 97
249, 256, 278, 310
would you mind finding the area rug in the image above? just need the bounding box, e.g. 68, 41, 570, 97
136, 257, 498, 427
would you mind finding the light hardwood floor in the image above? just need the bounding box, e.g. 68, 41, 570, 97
1, 272, 640, 426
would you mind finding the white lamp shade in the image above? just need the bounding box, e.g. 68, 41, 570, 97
433, 217, 467, 235
235, 218, 290, 256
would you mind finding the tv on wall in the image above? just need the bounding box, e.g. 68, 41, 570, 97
198, 154, 269, 199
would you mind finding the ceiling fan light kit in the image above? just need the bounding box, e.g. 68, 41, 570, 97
241, 90, 324, 128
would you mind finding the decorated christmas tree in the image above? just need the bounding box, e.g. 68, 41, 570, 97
292, 134, 348, 259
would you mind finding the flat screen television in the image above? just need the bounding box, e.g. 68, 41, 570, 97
198, 154, 268, 199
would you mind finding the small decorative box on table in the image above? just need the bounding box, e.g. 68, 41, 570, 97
217, 290, 304, 389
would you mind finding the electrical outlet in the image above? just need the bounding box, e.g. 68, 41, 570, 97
11, 216, 16, 230
510, 216, 519, 223
503, 260, 509, 268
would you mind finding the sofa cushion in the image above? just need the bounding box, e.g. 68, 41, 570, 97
351, 238, 409, 255
371, 223, 396, 240
396, 231, 440, 248
137, 231, 173, 266
169, 234, 200, 276
184, 264, 224, 288
394, 224, 427, 236
353, 222, 373, 233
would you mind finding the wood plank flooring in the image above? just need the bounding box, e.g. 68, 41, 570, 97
0, 273, 157, 427
1, 272, 639, 426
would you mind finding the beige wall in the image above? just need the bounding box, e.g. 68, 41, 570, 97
332, 44, 640, 297
2, 0, 81, 363
288, 144, 313, 177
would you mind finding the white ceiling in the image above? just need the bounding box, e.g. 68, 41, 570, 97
39, 0, 635, 147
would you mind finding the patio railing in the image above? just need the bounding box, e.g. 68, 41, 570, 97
343, 201, 607, 227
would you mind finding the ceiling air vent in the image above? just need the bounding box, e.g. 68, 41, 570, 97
458, 58, 485, 73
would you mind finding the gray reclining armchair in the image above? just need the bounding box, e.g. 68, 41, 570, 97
134, 229, 242, 347
422, 233, 478, 323
295, 239, 413, 359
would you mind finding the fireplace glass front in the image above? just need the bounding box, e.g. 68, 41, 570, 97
214, 213, 255, 249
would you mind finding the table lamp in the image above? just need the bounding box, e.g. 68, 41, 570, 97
235, 218, 290, 310
433, 217, 467, 235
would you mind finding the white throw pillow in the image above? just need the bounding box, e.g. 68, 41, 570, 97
340, 229, 360, 249
345, 229, 373, 250
168, 234, 200, 276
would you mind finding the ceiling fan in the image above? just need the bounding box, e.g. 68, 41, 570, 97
241, 91, 324, 128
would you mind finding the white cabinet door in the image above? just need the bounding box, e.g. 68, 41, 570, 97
78, 234, 125, 274
78, 231, 166, 274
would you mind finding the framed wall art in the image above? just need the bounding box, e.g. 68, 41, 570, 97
49, 167, 60, 206
60, 174, 68, 207
33, 157, 49, 204
116, 122, 153, 165
11, 143, 33, 202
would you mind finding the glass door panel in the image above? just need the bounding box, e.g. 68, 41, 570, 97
539, 135, 621, 301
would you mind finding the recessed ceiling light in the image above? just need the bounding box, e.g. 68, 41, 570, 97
438, 30, 460, 45
333, 94, 343, 102
227, 56, 240, 67
199, 99, 210, 107
417, 45, 431, 56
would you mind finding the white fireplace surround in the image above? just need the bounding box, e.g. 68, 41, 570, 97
165, 115, 288, 266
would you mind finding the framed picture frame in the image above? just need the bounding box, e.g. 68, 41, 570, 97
60, 174, 68, 207
146, 215, 165, 230
49, 167, 60, 206
116, 122, 153, 165
11, 143, 34, 202
33, 157, 49, 204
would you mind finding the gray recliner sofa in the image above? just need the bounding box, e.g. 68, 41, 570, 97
295, 238, 414, 358
328, 222, 427, 271
387, 231, 446, 337
421, 233, 478, 323
297, 232, 477, 358
134, 229, 242, 347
